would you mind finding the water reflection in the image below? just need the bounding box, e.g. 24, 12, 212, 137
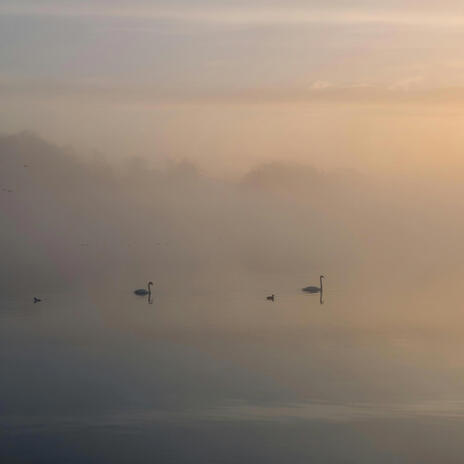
2, 270, 464, 463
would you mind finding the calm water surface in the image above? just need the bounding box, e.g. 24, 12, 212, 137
2, 269, 464, 463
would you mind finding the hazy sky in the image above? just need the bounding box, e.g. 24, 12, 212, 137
2, 0, 464, 175
3, 0, 464, 90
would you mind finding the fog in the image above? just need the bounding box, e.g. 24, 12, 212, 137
5, 0, 464, 460
2, 131, 464, 328
3, 131, 464, 462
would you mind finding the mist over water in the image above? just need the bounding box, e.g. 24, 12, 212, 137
2, 132, 464, 463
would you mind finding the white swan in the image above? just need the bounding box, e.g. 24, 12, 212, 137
134, 281, 153, 296
302, 275, 324, 293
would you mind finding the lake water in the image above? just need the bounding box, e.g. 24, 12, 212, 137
2, 268, 464, 463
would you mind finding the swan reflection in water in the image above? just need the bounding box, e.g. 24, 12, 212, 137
302, 275, 325, 305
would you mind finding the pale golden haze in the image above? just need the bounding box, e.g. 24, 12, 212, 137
4, 3, 464, 462
2, 0, 464, 178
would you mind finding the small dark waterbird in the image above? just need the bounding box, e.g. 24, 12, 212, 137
302, 275, 325, 293
33, 297, 42, 303
266, 294, 275, 301
134, 281, 154, 296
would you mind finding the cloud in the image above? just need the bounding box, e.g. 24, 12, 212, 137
388, 76, 425, 91
4, 75, 464, 106
310, 81, 333, 90
2, 1, 464, 28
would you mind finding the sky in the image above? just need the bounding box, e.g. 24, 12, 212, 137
2, 0, 464, 175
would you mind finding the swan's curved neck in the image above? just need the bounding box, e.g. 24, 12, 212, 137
320, 276, 323, 291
